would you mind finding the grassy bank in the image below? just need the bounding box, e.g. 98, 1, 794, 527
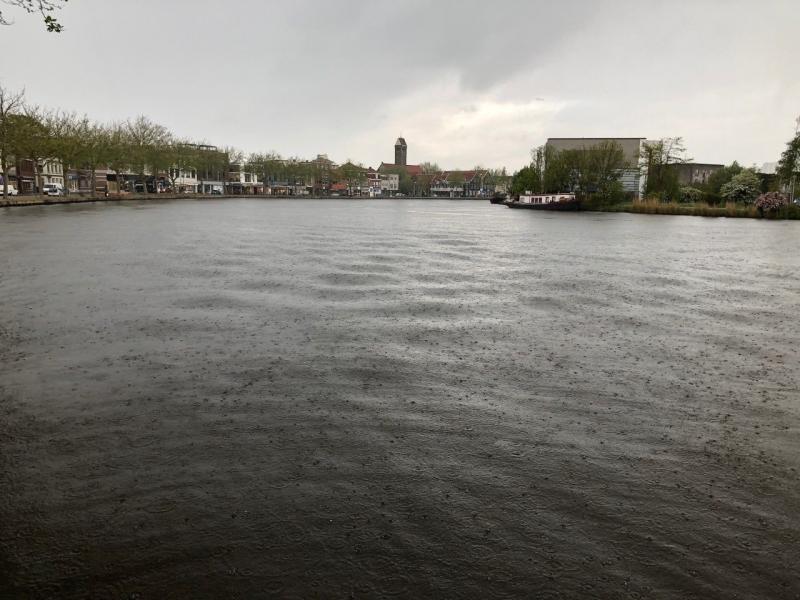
598, 200, 800, 220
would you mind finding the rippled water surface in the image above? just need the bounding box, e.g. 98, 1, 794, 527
1, 199, 799, 598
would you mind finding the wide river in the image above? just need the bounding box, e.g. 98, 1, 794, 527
1, 199, 799, 598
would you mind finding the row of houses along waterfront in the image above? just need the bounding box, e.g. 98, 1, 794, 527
2, 138, 507, 198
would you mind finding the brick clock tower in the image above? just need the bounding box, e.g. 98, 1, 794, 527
394, 137, 407, 166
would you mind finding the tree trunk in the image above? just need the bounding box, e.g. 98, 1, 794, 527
1, 156, 8, 198
91, 166, 97, 197
34, 162, 42, 196
62, 160, 69, 196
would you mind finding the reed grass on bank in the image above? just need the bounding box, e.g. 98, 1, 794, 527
600, 200, 800, 220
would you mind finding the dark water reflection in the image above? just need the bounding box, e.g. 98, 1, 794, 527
1, 199, 799, 598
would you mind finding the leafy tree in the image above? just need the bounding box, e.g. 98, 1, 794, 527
0, 0, 67, 31
486, 167, 509, 194
199, 145, 227, 194
511, 165, 541, 195
411, 162, 439, 197
640, 137, 689, 201
82, 121, 112, 195
566, 140, 627, 202
147, 141, 177, 192
284, 159, 306, 195
518, 145, 572, 194
12, 106, 54, 193
447, 171, 465, 197
126, 115, 170, 193
246, 151, 283, 194
339, 160, 366, 195
720, 169, 761, 204
381, 165, 412, 195
0, 85, 26, 197
529, 145, 547, 192
777, 131, 799, 199
704, 161, 742, 204
165, 141, 200, 193
397, 169, 413, 195
47, 110, 84, 193
520, 142, 626, 203
264, 153, 285, 191
542, 146, 572, 193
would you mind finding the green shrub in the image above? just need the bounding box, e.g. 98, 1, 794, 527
679, 186, 704, 204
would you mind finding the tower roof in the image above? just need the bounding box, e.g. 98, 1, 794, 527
395, 137, 407, 147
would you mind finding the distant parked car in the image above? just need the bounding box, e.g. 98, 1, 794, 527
211, 189, 222, 195
3, 184, 19, 196
42, 183, 64, 196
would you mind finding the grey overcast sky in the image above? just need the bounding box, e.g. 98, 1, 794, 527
0, 0, 797, 170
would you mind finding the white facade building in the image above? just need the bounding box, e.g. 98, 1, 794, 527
226, 166, 262, 194
380, 173, 399, 194
169, 168, 198, 193
41, 159, 64, 187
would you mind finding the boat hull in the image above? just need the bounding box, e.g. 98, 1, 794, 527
506, 201, 581, 211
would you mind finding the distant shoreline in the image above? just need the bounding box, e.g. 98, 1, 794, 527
0, 195, 485, 208
4, 195, 798, 220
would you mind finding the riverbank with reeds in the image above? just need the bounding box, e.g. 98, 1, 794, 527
599, 200, 800, 219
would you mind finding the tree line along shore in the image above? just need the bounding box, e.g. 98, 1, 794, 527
0, 86, 508, 199
2, 84, 798, 219
510, 135, 799, 218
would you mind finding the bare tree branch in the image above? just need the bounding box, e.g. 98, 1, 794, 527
0, 0, 68, 32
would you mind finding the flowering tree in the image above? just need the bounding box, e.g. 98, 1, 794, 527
755, 192, 788, 214
720, 169, 761, 204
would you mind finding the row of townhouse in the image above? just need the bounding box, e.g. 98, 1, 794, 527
2, 152, 262, 196
2, 157, 115, 194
